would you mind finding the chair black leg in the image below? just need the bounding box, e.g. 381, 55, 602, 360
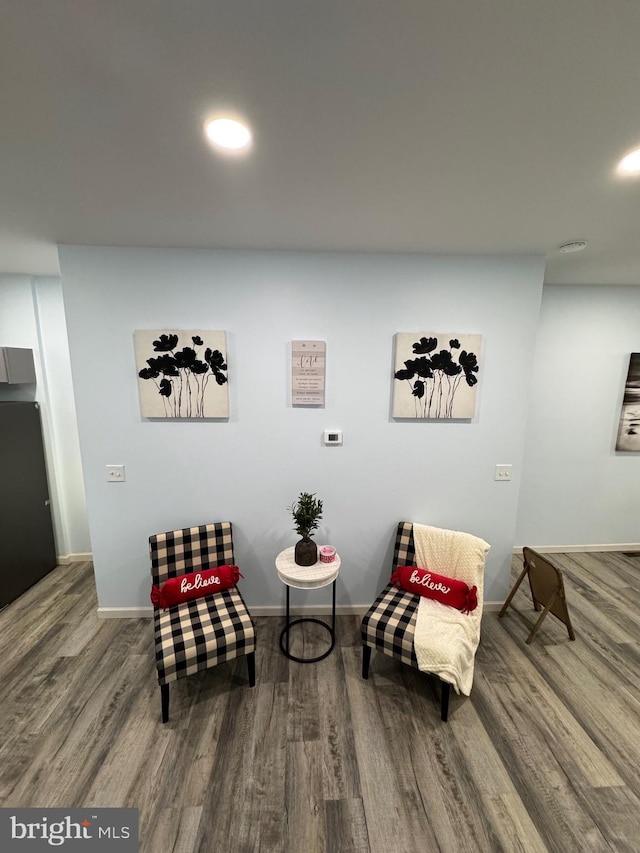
247, 652, 256, 687
161, 683, 170, 723
362, 644, 371, 679
440, 681, 450, 722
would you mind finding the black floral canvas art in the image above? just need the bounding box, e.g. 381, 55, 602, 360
392, 332, 481, 419
616, 353, 640, 451
134, 330, 229, 418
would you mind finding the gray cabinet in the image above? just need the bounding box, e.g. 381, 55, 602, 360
0, 347, 36, 384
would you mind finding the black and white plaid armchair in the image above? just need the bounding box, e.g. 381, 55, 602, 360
150, 521, 256, 722
361, 522, 465, 721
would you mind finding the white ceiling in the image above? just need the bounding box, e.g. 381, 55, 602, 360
1, 0, 639, 284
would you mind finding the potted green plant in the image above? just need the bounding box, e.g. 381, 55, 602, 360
289, 491, 323, 566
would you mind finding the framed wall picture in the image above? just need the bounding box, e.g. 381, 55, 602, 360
134, 329, 229, 419
392, 332, 481, 419
616, 353, 640, 451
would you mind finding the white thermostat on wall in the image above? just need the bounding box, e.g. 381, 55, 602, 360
323, 429, 343, 446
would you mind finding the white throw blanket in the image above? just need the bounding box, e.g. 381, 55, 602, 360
412, 523, 490, 695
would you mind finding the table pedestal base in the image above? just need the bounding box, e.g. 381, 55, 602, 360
279, 581, 336, 663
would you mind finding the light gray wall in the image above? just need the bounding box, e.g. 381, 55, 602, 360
0, 274, 90, 556
0, 275, 38, 403
60, 246, 545, 610
34, 278, 91, 555
516, 284, 640, 547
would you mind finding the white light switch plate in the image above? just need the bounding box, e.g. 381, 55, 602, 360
106, 464, 126, 482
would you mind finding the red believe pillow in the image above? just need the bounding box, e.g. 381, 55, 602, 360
391, 565, 478, 614
150, 565, 242, 609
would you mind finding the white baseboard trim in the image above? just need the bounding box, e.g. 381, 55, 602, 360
97, 604, 369, 619
250, 604, 368, 617
513, 543, 640, 555
98, 602, 503, 618
97, 607, 154, 619
57, 552, 93, 565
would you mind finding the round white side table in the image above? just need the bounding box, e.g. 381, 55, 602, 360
275, 546, 341, 663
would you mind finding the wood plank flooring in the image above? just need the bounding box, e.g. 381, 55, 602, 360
1, 552, 639, 852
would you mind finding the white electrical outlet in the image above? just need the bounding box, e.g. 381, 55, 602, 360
106, 464, 126, 482
494, 464, 512, 482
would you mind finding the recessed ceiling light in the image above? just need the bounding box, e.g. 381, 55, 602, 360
616, 146, 640, 176
558, 241, 587, 254
204, 118, 252, 153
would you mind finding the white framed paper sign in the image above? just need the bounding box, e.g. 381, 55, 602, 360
291, 340, 326, 406
135, 329, 229, 419
392, 332, 481, 419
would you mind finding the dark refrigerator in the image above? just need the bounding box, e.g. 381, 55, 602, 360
0, 401, 57, 608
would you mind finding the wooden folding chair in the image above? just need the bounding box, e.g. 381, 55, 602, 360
499, 547, 575, 644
